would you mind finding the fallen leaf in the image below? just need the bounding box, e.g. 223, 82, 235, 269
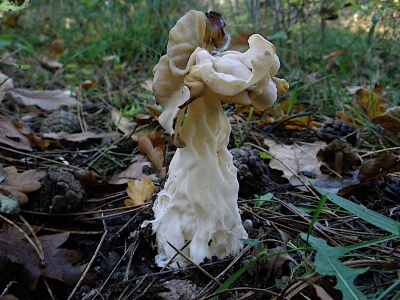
125, 174, 156, 207
313, 283, 335, 300
37, 39, 64, 70
0, 223, 87, 291
372, 106, 400, 133
0, 71, 14, 102
41, 131, 119, 142
111, 109, 137, 135
0, 295, 19, 300
158, 279, 199, 300
0, 117, 32, 151
265, 138, 326, 187
0, 190, 20, 214
262, 246, 297, 278
339, 154, 400, 195
323, 50, 343, 60
74, 170, 109, 186
140, 78, 153, 92
38, 53, 63, 70
13, 121, 50, 150
110, 155, 152, 185
8, 88, 79, 110
350, 84, 387, 118
0, 166, 45, 205
138, 132, 165, 174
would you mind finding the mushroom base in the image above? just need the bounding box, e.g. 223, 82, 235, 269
151, 92, 248, 268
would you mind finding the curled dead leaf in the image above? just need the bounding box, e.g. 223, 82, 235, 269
339, 154, 400, 195
138, 132, 165, 175
13, 121, 50, 150
372, 106, 400, 133
0, 117, 32, 151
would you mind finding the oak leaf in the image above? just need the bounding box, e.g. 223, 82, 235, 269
0, 166, 45, 205
0, 223, 86, 291
125, 174, 156, 207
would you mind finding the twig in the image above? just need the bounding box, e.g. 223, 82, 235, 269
167, 240, 223, 287
0, 214, 43, 261
43, 278, 56, 300
19, 214, 45, 260
67, 230, 108, 300
196, 244, 252, 298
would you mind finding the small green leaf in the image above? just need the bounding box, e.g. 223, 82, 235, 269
241, 239, 260, 246
259, 151, 272, 159
0, 0, 31, 11
12, 63, 31, 70
301, 234, 368, 299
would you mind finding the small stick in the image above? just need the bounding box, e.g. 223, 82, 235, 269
67, 230, 108, 300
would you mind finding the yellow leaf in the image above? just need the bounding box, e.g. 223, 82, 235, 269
125, 174, 156, 207
351, 84, 387, 118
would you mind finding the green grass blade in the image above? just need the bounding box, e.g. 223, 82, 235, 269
313, 186, 400, 235
306, 194, 328, 243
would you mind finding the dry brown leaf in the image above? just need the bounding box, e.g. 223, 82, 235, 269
339, 154, 400, 195
8, 88, 79, 110
80, 79, 97, 90
38, 53, 63, 70
138, 132, 165, 174
350, 84, 387, 118
0, 166, 45, 205
125, 174, 156, 207
37, 39, 64, 70
266, 138, 360, 193
111, 109, 137, 135
140, 79, 153, 92
313, 283, 335, 300
0, 223, 87, 291
335, 111, 352, 123
42, 131, 119, 142
74, 170, 108, 186
265, 138, 326, 186
372, 106, 400, 133
0, 71, 14, 102
262, 246, 297, 278
0, 295, 19, 300
0, 117, 32, 151
110, 155, 152, 185
13, 121, 50, 150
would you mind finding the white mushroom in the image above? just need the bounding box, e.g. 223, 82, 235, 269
150, 10, 288, 268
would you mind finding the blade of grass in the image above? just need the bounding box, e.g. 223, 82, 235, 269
313, 186, 400, 236
306, 194, 328, 244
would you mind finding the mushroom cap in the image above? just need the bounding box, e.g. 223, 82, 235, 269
154, 33, 288, 139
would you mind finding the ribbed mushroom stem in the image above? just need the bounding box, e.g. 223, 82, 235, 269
151, 91, 248, 268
